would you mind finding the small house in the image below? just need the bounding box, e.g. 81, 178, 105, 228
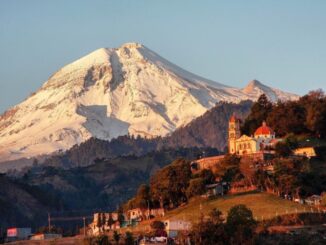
305, 195, 322, 205
30, 233, 62, 240
127, 208, 146, 221
293, 147, 316, 158
204, 183, 226, 197
6, 228, 31, 242
164, 220, 191, 238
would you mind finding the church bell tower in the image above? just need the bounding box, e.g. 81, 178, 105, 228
228, 114, 240, 154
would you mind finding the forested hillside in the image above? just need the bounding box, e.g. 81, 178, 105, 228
0, 174, 61, 229
158, 100, 253, 151
242, 90, 326, 138
0, 147, 217, 231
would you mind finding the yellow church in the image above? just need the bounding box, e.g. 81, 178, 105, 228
228, 115, 280, 155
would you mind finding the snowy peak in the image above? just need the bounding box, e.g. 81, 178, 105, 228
242, 79, 298, 102
0, 43, 299, 165
242, 79, 270, 93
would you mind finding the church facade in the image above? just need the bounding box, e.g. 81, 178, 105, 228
228, 115, 280, 155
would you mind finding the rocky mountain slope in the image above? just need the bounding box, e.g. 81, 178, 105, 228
0, 42, 299, 163
1, 102, 247, 171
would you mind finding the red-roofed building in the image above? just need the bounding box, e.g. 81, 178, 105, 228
254, 121, 275, 138
228, 117, 281, 155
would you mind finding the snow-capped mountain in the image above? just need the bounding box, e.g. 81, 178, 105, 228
0, 43, 298, 162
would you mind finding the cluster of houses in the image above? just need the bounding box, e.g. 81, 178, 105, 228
88, 209, 191, 238
88, 207, 165, 235
87, 115, 321, 237
293, 194, 323, 206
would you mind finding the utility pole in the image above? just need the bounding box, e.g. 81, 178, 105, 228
147, 200, 150, 220
83, 217, 86, 237
48, 213, 51, 233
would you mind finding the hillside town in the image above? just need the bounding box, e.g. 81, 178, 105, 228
1, 2, 326, 244
4, 105, 326, 244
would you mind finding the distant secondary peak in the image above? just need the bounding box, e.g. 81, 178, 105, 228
242, 79, 268, 93
248, 80, 263, 87
120, 42, 143, 49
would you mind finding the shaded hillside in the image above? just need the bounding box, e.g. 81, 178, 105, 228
19, 147, 217, 212
159, 101, 253, 151
41, 136, 159, 169
0, 174, 62, 229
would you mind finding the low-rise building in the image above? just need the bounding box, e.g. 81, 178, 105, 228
128, 208, 146, 221
305, 195, 322, 205
88, 212, 123, 235
164, 220, 191, 238
204, 183, 227, 197
190, 155, 224, 173
127, 207, 165, 221
30, 233, 62, 240
293, 147, 316, 158
6, 227, 31, 242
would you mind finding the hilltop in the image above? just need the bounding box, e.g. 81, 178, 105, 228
127, 191, 313, 233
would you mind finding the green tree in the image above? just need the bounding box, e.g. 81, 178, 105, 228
198, 169, 215, 184
134, 184, 151, 209
96, 235, 110, 245
191, 209, 227, 245
96, 213, 103, 233
150, 159, 192, 207
321, 192, 326, 206
186, 178, 206, 198
209, 208, 224, 224
113, 230, 120, 244
150, 220, 166, 237
107, 213, 114, 229
242, 94, 273, 135
124, 232, 134, 245
226, 205, 256, 244
117, 206, 125, 225
275, 142, 292, 157
150, 220, 165, 230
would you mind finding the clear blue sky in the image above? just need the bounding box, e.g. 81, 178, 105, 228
1, 1, 325, 113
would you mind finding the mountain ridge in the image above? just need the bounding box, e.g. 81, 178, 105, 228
0, 42, 299, 163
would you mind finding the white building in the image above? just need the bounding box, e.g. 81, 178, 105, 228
164, 220, 191, 238
89, 212, 122, 235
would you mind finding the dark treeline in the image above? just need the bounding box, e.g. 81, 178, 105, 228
1, 147, 217, 231
242, 90, 326, 138
123, 159, 216, 211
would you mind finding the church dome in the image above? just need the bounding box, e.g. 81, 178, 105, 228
254, 121, 274, 136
